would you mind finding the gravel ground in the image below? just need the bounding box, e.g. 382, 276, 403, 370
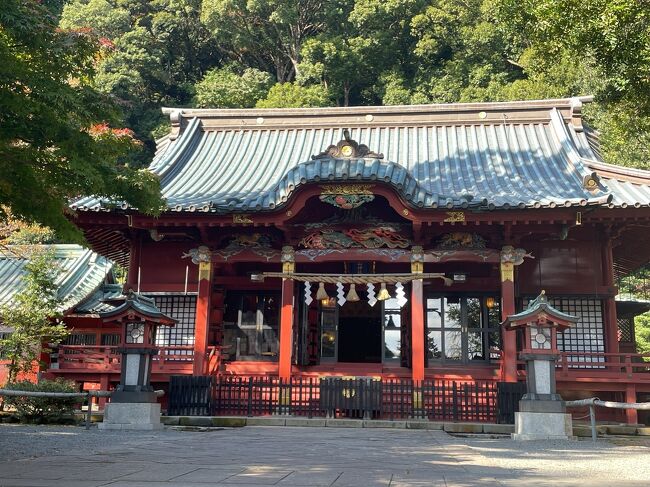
0, 424, 187, 461
0, 424, 649, 486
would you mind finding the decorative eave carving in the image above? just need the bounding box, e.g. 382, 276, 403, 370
182, 245, 212, 264
436, 233, 486, 250
319, 184, 375, 209
312, 129, 384, 160
500, 245, 534, 282
500, 245, 534, 265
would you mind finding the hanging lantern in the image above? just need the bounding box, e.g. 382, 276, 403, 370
346, 283, 360, 302
377, 283, 391, 301
367, 283, 377, 307
316, 282, 329, 301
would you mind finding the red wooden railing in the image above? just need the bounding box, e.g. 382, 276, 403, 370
51, 347, 650, 384
55, 345, 120, 370
556, 352, 650, 382
54, 345, 196, 374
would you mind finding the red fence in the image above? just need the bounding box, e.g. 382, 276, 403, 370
168, 376, 509, 423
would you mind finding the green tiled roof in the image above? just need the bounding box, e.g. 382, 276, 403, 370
72, 97, 650, 213
0, 245, 113, 313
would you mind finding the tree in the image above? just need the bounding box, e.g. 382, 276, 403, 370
194, 66, 273, 108
0, 0, 163, 240
256, 82, 332, 108
299, 35, 375, 106
200, 0, 349, 82
61, 0, 218, 152
60, 0, 132, 40
487, 0, 650, 169
0, 250, 68, 384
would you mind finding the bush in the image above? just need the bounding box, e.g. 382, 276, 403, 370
3, 379, 78, 424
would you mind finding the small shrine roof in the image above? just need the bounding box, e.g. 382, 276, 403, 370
72, 97, 650, 213
73, 283, 124, 315
0, 245, 114, 313
99, 291, 175, 325
504, 291, 578, 328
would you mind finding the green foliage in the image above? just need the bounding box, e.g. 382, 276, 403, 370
46, 0, 650, 170
488, 0, 650, 168
256, 82, 332, 108
0, 0, 163, 239
636, 313, 650, 356
61, 0, 216, 147
0, 211, 57, 245
194, 66, 273, 108
200, 0, 347, 83
60, 0, 132, 39
5, 226, 57, 246
3, 379, 78, 423
0, 251, 68, 383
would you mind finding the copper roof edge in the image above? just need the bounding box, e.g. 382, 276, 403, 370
583, 159, 650, 184
161, 96, 594, 130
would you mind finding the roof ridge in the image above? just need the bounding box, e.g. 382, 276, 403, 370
162, 96, 594, 117
582, 159, 650, 183
162, 97, 593, 132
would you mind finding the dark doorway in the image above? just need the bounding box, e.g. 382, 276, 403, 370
337, 300, 382, 363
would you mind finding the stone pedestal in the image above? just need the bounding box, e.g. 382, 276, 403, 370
98, 402, 163, 431
512, 411, 573, 440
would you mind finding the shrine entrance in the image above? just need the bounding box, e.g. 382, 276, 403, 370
337, 299, 382, 363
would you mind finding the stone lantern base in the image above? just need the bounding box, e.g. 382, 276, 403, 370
98, 402, 163, 431
512, 400, 573, 440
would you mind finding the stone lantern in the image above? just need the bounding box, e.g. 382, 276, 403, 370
98, 291, 176, 431
503, 290, 578, 440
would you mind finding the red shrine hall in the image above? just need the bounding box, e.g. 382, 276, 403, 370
55, 97, 650, 423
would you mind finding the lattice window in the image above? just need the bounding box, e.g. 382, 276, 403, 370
617, 318, 634, 343
522, 297, 605, 367
152, 295, 196, 348
63, 333, 97, 346
100, 333, 121, 346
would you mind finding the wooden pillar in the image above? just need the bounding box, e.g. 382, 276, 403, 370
99, 375, 109, 409
602, 236, 619, 355
500, 248, 519, 383
625, 384, 638, 424
411, 279, 425, 382
278, 246, 295, 380
410, 247, 425, 383
193, 260, 212, 376
278, 278, 294, 380
126, 231, 142, 291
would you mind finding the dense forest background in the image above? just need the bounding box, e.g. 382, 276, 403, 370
54, 0, 650, 170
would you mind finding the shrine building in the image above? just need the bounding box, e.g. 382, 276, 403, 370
49, 97, 650, 423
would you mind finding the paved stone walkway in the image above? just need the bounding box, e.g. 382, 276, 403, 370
0, 425, 649, 486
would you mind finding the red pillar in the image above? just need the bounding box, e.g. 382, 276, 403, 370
602, 237, 619, 355
500, 262, 518, 382
193, 261, 212, 376
625, 384, 638, 424
411, 279, 425, 382
278, 278, 294, 380
126, 231, 142, 291
99, 375, 109, 410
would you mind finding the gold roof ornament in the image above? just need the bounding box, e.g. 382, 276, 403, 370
312, 129, 384, 160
